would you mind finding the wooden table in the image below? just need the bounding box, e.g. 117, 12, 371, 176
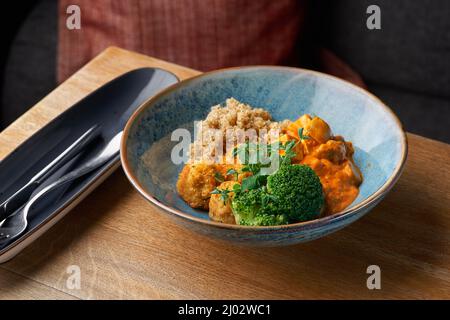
0, 47, 449, 300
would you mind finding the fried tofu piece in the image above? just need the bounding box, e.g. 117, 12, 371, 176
286, 115, 331, 144
176, 163, 217, 210
209, 181, 239, 224
177, 160, 247, 212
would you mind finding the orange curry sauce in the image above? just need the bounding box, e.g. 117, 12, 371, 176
284, 115, 363, 215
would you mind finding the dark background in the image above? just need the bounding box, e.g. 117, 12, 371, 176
1, 0, 449, 142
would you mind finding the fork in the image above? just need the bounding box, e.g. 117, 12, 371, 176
0, 125, 99, 222
0, 131, 123, 243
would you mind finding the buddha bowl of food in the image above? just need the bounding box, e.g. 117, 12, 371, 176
120, 66, 407, 246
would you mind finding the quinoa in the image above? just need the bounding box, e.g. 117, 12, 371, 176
190, 98, 291, 163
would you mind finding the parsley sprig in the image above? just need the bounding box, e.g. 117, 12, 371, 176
210, 187, 232, 205
229, 131, 310, 192
226, 168, 239, 181
297, 127, 310, 141
214, 172, 225, 183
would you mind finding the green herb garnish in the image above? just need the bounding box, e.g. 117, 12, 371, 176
214, 172, 225, 183
232, 183, 242, 193
210, 187, 232, 205
279, 140, 298, 166
297, 127, 310, 141
240, 174, 267, 192
226, 168, 239, 181
230, 138, 303, 192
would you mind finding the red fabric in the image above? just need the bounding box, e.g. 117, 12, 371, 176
57, 0, 365, 88
58, 0, 306, 82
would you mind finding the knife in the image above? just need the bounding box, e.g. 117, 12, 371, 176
0, 125, 100, 222
0, 131, 123, 242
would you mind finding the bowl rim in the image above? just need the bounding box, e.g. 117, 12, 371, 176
120, 65, 408, 231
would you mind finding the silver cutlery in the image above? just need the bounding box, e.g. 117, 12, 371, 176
0, 131, 123, 242
0, 125, 100, 222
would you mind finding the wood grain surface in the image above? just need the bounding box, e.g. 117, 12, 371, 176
0, 47, 449, 299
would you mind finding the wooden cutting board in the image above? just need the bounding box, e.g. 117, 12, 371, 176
0, 47, 449, 299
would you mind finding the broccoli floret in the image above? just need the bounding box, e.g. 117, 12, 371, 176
231, 188, 289, 226
267, 164, 324, 222
231, 164, 324, 226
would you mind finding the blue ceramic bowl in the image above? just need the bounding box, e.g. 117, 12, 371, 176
121, 67, 407, 246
